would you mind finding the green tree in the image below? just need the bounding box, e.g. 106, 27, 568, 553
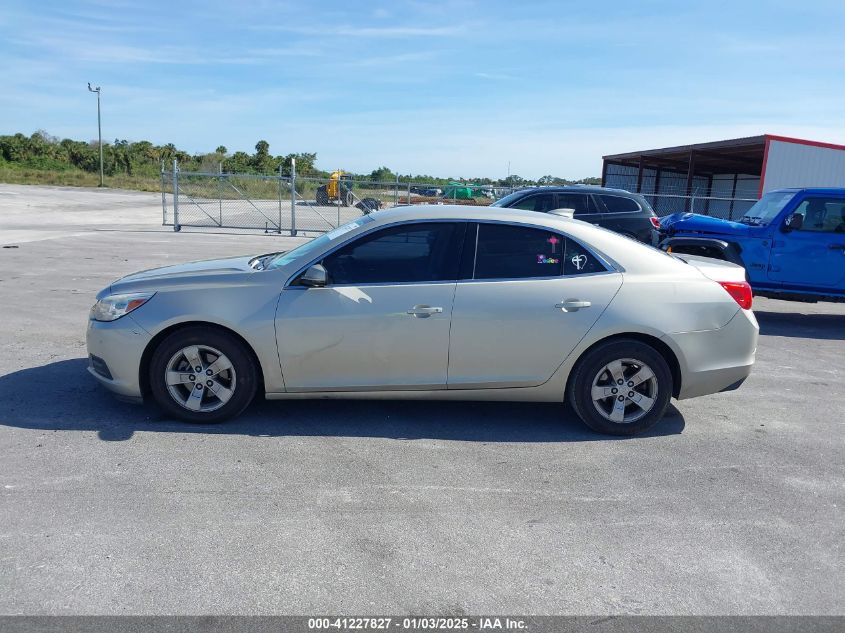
369, 166, 395, 182
252, 140, 272, 172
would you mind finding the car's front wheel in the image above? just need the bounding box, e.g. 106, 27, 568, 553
149, 326, 258, 423
568, 339, 672, 436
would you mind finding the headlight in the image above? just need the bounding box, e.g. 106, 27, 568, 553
90, 292, 155, 322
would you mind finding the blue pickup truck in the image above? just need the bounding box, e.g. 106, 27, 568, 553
658, 188, 845, 303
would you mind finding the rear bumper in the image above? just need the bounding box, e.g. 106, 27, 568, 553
664, 308, 759, 400
86, 315, 150, 400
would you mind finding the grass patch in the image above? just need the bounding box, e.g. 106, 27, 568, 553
0, 166, 162, 192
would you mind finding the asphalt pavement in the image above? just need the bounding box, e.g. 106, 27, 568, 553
0, 184, 842, 615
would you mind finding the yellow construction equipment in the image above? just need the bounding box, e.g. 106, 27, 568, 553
316, 170, 354, 206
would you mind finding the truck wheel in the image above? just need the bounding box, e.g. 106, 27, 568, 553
315, 186, 328, 206
343, 191, 353, 207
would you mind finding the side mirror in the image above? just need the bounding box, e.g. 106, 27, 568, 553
784, 213, 803, 231
298, 264, 328, 287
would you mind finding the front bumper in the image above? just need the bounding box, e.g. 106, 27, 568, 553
664, 308, 759, 400
86, 315, 151, 401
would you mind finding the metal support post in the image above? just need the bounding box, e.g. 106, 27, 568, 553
160, 159, 166, 225
290, 158, 297, 236
685, 150, 696, 212
172, 159, 180, 232
279, 163, 282, 234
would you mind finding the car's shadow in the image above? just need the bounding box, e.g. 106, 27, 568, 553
0, 359, 686, 442
756, 309, 845, 341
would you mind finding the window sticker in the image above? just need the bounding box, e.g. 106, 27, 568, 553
547, 235, 561, 252
325, 224, 357, 240
537, 254, 560, 264
570, 254, 587, 270
325, 216, 374, 241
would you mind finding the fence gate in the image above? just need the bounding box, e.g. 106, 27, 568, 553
161, 161, 402, 235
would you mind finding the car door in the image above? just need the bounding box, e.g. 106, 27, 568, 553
768, 196, 845, 288
275, 222, 466, 391
447, 222, 623, 389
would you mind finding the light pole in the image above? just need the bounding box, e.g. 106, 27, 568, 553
87, 82, 104, 187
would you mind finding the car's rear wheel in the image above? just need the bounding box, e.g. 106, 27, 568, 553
568, 339, 672, 436
149, 326, 258, 423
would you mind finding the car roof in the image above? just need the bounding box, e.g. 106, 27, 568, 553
367, 203, 574, 229
508, 185, 637, 195
770, 187, 845, 195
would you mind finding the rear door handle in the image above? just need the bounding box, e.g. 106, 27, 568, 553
555, 299, 592, 312
407, 305, 443, 318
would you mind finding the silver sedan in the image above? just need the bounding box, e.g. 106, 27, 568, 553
87, 205, 758, 435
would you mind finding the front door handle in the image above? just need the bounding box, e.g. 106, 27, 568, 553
407, 305, 443, 318
555, 299, 592, 312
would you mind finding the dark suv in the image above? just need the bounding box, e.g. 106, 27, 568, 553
490, 186, 660, 244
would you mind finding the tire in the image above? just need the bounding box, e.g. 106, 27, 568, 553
356, 198, 380, 214
342, 190, 353, 207
567, 339, 672, 436
149, 326, 259, 423
315, 185, 328, 206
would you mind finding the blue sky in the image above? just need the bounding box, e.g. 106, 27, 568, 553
2, 0, 844, 179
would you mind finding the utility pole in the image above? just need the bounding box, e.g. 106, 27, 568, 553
87, 82, 104, 187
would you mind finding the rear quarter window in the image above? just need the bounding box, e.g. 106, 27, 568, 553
565, 239, 607, 275
598, 195, 641, 213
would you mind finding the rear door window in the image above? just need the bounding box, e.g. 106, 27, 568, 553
509, 193, 555, 213
598, 195, 641, 214
474, 224, 564, 279
556, 193, 596, 217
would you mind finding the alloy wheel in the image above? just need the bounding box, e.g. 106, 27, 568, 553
590, 357, 658, 424
165, 345, 237, 413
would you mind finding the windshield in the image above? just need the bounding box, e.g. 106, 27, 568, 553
741, 191, 796, 225
267, 215, 375, 269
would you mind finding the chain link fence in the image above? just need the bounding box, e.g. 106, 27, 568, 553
641, 192, 760, 219
163, 159, 760, 234
603, 163, 760, 219
161, 161, 508, 235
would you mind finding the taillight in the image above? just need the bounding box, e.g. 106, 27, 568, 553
649, 216, 661, 229
718, 281, 753, 310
